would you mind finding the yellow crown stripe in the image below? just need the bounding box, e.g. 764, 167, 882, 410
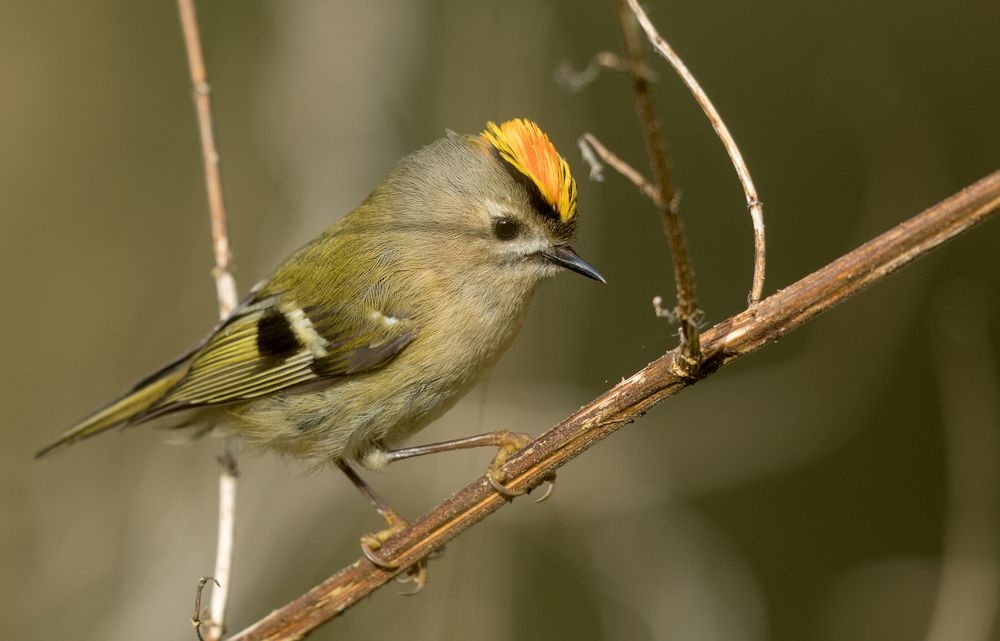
482, 119, 577, 223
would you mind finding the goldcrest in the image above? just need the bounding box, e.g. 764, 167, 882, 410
37, 119, 604, 474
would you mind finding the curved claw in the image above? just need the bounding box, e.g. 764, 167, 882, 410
487, 468, 558, 503
361, 539, 399, 570
396, 562, 428, 595
487, 469, 527, 498
533, 476, 557, 503
362, 532, 433, 593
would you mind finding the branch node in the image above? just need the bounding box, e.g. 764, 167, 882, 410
668, 191, 682, 216
210, 264, 230, 281
217, 448, 239, 478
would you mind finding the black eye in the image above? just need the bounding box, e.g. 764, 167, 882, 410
492, 218, 519, 240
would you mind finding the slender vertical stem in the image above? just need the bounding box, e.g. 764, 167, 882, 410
176, 0, 238, 317
175, 1, 239, 639
624, 0, 766, 305
614, 0, 701, 364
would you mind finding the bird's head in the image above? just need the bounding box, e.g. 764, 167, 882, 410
368, 118, 604, 293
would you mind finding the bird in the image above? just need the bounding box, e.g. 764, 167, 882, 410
36, 118, 604, 570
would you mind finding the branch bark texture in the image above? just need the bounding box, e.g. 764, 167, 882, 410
227, 171, 1000, 641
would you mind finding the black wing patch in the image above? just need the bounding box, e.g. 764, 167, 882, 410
140, 296, 418, 414
256, 307, 300, 358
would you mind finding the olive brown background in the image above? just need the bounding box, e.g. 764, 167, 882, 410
3, 1, 1000, 640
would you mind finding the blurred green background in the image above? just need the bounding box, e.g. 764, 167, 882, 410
3, 1, 999, 640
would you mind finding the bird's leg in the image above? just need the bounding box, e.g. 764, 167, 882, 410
382, 431, 555, 500
336, 460, 427, 593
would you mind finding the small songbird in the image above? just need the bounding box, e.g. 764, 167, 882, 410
37, 119, 603, 523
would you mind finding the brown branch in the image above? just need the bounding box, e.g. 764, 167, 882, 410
624, 0, 766, 307
225, 169, 1000, 641
176, 1, 239, 639
614, 0, 701, 365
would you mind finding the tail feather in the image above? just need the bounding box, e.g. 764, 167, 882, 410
35, 367, 186, 458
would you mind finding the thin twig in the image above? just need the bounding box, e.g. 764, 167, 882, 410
193, 577, 222, 641
208, 449, 240, 639
614, 0, 701, 366
578, 133, 663, 207
554, 50, 656, 92
225, 170, 1000, 641
176, 0, 238, 317
176, 1, 240, 639
624, 0, 766, 305
651, 295, 676, 320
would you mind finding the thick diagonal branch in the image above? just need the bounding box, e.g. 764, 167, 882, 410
226, 170, 1000, 641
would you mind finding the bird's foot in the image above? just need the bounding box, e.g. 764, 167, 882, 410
483, 431, 556, 502
359, 510, 429, 594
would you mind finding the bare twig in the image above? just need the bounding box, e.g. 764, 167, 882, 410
193, 577, 222, 641
176, 1, 240, 638
554, 50, 656, 92
614, 0, 701, 365
624, 0, 765, 305
578, 133, 663, 207
225, 170, 1000, 641
651, 295, 676, 320
176, 0, 238, 317
927, 291, 1000, 641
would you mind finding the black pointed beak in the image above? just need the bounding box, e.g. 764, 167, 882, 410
541, 245, 607, 283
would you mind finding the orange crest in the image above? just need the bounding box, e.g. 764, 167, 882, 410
481, 119, 577, 223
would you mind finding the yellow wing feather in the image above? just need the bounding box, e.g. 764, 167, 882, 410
147, 298, 416, 413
